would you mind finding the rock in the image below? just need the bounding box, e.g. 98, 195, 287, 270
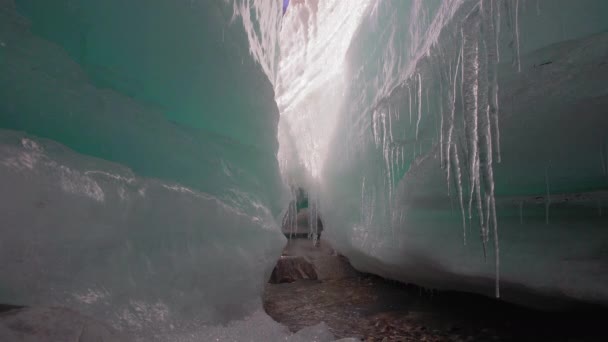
270, 256, 318, 283
281, 239, 358, 281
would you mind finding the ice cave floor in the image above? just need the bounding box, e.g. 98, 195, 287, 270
264, 239, 607, 342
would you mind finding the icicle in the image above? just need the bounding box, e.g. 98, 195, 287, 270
308, 191, 319, 246
408, 85, 412, 125
446, 140, 451, 195
492, 89, 501, 164
425, 85, 431, 141
462, 11, 485, 255
361, 177, 366, 225
369, 189, 373, 228
514, 0, 522, 72
460, 30, 467, 163
383, 110, 393, 201
447, 52, 462, 197
485, 194, 491, 255
600, 143, 606, 176
388, 105, 394, 144
545, 166, 551, 225
308, 196, 313, 239
481, 3, 500, 291
372, 110, 379, 148
289, 188, 297, 240
440, 111, 445, 169
439, 64, 446, 171
437, 68, 444, 155
492, 193, 499, 298
483, 0, 502, 163
483, 80, 500, 292
452, 144, 467, 245
315, 197, 319, 237
416, 73, 422, 141
495, 0, 501, 63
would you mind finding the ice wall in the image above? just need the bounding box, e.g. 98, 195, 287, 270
281, 0, 608, 306
0, 0, 290, 338
1, 0, 285, 212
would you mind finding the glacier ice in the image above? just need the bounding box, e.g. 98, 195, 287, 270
0, 306, 344, 342
0, 0, 285, 214
0, 0, 296, 339
2, 0, 608, 339
279, 0, 608, 306
0, 130, 285, 336
0, 307, 124, 342
172, 311, 338, 342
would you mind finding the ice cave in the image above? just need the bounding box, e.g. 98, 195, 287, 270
0, 0, 607, 341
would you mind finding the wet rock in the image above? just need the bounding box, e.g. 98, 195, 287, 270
270, 256, 318, 283
281, 239, 358, 281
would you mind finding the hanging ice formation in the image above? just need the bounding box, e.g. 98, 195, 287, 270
1, 1, 608, 340
280, 0, 608, 306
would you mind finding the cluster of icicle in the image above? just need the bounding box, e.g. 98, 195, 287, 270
368, 0, 526, 298
282, 188, 298, 238
308, 191, 321, 245
281, 186, 322, 245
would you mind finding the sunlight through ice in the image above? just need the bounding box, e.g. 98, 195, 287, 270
276, 0, 372, 182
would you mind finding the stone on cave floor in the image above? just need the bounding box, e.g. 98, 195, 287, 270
270, 255, 319, 283
275, 238, 358, 282
270, 237, 359, 284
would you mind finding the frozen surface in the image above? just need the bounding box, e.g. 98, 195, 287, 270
0, 0, 286, 213
0, 130, 285, 337
170, 310, 337, 342
0, 306, 346, 342
0, 307, 124, 342
278, 0, 608, 305
2, 0, 608, 341
0, 0, 293, 339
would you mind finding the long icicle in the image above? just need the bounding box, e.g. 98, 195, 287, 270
463, 10, 486, 257
453, 143, 467, 245
514, 0, 522, 72
416, 73, 423, 141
